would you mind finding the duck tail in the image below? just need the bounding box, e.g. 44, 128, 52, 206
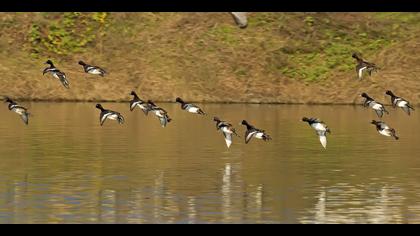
118, 115, 125, 124
408, 104, 415, 111
263, 134, 272, 141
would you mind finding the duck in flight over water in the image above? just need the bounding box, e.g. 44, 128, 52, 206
371, 120, 399, 140
361, 93, 389, 118
175, 97, 206, 115
214, 117, 240, 148
4, 97, 30, 125
385, 90, 415, 116
95, 104, 125, 126
241, 120, 271, 144
302, 117, 331, 149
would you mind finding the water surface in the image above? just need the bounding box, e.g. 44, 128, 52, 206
0, 103, 419, 223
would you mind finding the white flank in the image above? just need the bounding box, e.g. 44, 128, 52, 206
255, 132, 264, 139
398, 101, 408, 108
313, 123, 327, 132
379, 129, 391, 137
372, 103, 382, 110
222, 127, 233, 134
89, 69, 102, 75
188, 107, 200, 113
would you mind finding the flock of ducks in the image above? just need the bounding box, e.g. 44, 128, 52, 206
2, 14, 417, 149
4, 52, 415, 149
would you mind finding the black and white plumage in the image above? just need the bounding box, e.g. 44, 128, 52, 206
230, 12, 248, 29
147, 100, 172, 128
95, 104, 125, 126
43, 60, 70, 89
4, 97, 30, 125
302, 117, 331, 149
371, 120, 399, 140
79, 61, 106, 77
241, 120, 271, 144
214, 117, 240, 148
352, 53, 379, 79
175, 97, 206, 115
361, 93, 389, 118
129, 91, 151, 115
385, 90, 415, 116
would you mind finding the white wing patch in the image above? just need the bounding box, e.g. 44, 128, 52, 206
223, 132, 233, 148
245, 131, 257, 143
358, 66, 367, 79
319, 135, 327, 149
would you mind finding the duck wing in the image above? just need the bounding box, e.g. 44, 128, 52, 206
159, 115, 169, 127
319, 135, 327, 149
20, 112, 29, 125
245, 129, 257, 144
222, 132, 233, 148
401, 106, 411, 116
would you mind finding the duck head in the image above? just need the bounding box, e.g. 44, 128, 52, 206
213, 117, 221, 122
95, 104, 104, 110
78, 61, 86, 66
361, 93, 368, 98
385, 90, 395, 96
175, 97, 184, 104
302, 117, 310, 122
351, 52, 362, 60
45, 60, 54, 66
371, 120, 379, 125
130, 91, 138, 97
4, 97, 12, 103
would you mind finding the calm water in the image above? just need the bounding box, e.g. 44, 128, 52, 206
0, 103, 419, 224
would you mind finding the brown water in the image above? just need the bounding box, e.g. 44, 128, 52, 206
0, 103, 419, 224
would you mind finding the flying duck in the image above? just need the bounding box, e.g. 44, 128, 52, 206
175, 97, 206, 115
129, 91, 151, 115
147, 100, 172, 127
79, 61, 106, 77
241, 120, 271, 144
352, 53, 379, 79
95, 104, 125, 126
371, 120, 399, 140
4, 97, 30, 125
302, 117, 331, 149
361, 93, 389, 118
385, 90, 415, 115
230, 12, 248, 29
43, 60, 70, 89
214, 117, 240, 148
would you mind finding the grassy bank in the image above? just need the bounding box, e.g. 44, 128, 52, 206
0, 12, 419, 104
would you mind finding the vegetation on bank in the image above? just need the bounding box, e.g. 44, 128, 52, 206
0, 13, 419, 103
